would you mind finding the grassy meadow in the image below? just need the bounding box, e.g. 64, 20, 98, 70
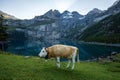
0, 51, 120, 80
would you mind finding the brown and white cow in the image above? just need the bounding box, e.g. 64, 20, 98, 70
38, 44, 79, 70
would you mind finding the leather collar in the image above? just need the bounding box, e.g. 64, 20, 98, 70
45, 54, 48, 59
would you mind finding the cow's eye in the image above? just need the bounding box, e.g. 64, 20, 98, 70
43, 51, 44, 52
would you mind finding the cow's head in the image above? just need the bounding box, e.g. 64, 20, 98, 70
38, 47, 48, 58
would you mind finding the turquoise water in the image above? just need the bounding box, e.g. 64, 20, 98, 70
7, 38, 120, 60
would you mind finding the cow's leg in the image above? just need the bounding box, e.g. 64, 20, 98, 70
56, 57, 60, 68
66, 59, 71, 68
72, 50, 77, 70
72, 57, 75, 70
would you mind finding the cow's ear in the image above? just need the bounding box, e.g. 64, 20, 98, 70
45, 48, 48, 52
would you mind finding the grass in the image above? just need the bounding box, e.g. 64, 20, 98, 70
0, 51, 120, 80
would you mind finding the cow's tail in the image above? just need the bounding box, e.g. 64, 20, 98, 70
77, 48, 80, 62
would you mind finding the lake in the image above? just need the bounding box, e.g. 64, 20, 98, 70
6, 37, 120, 61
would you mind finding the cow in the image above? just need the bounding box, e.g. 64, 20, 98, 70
38, 44, 80, 70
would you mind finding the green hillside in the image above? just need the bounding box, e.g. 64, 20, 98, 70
77, 13, 120, 43
0, 51, 120, 80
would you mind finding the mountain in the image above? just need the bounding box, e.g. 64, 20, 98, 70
72, 11, 84, 19
7, 10, 84, 40
78, 0, 120, 26
78, 0, 120, 25
4, 0, 120, 43
0, 10, 17, 19
61, 10, 73, 19
60, 10, 83, 19
107, 0, 120, 14
43, 9, 61, 19
74, 0, 120, 43
94, 0, 120, 22
112, 0, 120, 6
57, 11, 85, 38
79, 8, 102, 26
65, 8, 103, 39
87, 8, 102, 15
76, 12, 120, 43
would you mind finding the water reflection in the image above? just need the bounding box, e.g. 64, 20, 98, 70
7, 38, 120, 60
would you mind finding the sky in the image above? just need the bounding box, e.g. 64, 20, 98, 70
0, 0, 117, 19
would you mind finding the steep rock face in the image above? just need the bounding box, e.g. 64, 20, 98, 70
26, 22, 60, 40
43, 9, 61, 19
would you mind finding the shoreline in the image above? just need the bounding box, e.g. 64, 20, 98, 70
79, 41, 120, 47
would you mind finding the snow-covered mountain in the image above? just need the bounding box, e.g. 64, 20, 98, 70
60, 10, 84, 20
2, 0, 120, 41
61, 11, 73, 19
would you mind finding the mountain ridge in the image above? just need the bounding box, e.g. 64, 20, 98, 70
0, 10, 18, 20
2, 0, 120, 43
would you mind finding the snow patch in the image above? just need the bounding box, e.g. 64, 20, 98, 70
62, 12, 73, 19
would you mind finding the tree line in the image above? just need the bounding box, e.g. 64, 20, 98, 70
0, 15, 8, 51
